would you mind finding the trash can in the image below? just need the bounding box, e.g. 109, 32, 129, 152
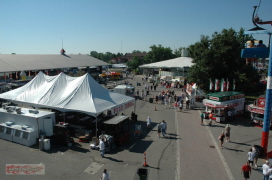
149, 98, 153, 103
43, 139, 51, 150
39, 138, 44, 150
137, 168, 148, 180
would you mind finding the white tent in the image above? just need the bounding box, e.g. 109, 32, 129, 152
139, 57, 194, 68
0, 72, 135, 117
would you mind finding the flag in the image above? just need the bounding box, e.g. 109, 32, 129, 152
209, 79, 214, 90
226, 78, 230, 91
221, 78, 225, 92
233, 79, 235, 90
215, 79, 219, 91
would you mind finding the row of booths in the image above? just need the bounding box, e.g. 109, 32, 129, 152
247, 95, 272, 128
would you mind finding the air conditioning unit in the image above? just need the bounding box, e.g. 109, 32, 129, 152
6, 106, 15, 112
29, 109, 39, 114
22, 125, 29, 130
5, 121, 14, 126
2, 103, 10, 109
15, 107, 22, 114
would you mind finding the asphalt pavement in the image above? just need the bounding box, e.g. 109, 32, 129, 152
0, 74, 271, 180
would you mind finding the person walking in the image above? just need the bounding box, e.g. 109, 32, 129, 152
155, 95, 159, 104
174, 101, 178, 111
241, 162, 251, 180
99, 139, 105, 158
161, 120, 167, 137
208, 113, 213, 126
164, 98, 168, 109
179, 101, 183, 112
247, 148, 254, 168
218, 131, 225, 149
262, 160, 270, 180
157, 122, 162, 137
252, 145, 260, 168
147, 117, 151, 129
141, 89, 144, 100
200, 112, 204, 125
100, 169, 110, 180
168, 96, 172, 108
225, 124, 231, 142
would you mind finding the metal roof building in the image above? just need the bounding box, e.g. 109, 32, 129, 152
0, 52, 109, 73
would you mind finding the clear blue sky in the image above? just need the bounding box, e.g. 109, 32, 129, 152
0, 0, 271, 55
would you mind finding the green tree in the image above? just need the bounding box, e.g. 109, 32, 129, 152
126, 55, 143, 71
144, 44, 174, 64
187, 28, 260, 92
132, 50, 142, 53
173, 47, 184, 57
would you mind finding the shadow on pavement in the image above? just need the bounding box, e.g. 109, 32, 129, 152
129, 140, 153, 154
223, 147, 244, 152
230, 141, 252, 146
42, 142, 90, 154
104, 156, 124, 162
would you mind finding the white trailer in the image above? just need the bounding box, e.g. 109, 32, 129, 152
113, 85, 134, 95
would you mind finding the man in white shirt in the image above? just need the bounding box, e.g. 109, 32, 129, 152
99, 139, 105, 158
262, 160, 270, 180
147, 117, 151, 129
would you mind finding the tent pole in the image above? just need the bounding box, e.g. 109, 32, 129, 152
134, 100, 136, 114
96, 115, 98, 137
63, 112, 66, 123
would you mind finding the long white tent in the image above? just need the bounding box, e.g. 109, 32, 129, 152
139, 57, 194, 68
0, 72, 135, 117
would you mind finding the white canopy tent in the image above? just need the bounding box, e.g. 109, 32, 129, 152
0, 72, 135, 137
139, 57, 194, 68
0, 71, 135, 117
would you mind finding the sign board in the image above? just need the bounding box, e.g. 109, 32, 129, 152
111, 100, 135, 114
248, 106, 265, 114
258, 97, 266, 108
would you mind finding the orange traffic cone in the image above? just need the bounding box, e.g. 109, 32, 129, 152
154, 105, 157, 111
143, 152, 149, 167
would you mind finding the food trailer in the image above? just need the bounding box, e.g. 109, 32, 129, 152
247, 95, 272, 128
103, 115, 130, 146
202, 91, 245, 123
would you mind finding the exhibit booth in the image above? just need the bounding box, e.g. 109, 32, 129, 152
203, 91, 245, 123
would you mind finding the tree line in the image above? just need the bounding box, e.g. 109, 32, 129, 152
90, 27, 265, 93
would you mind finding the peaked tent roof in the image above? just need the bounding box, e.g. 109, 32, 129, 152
139, 57, 194, 68
0, 72, 135, 117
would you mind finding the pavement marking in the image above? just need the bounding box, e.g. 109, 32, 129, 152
175, 111, 181, 180
83, 162, 104, 175
198, 110, 235, 180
